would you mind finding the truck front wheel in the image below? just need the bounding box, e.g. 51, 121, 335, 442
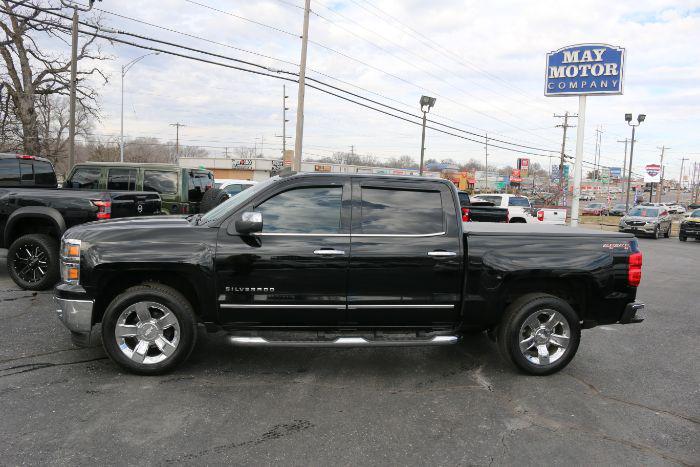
101, 283, 197, 375
496, 293, 581, 376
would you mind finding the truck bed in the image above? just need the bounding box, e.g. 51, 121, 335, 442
463, 222, 632, 237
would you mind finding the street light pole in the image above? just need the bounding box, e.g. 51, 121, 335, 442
624, 113, 645, 212
120, 52, 159, 163
418, 95, 436, 176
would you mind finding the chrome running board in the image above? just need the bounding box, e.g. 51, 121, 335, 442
228, 335, 459, 348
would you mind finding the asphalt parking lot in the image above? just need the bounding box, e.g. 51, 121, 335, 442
0, 238, 698, 466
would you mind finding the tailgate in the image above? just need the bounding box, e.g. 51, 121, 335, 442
109, 191, 161, 218
468, 206, 509, 222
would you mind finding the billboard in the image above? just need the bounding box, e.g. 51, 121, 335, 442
510, 169, 522, 183
610, 167, 622, 179
517, 158, 530, 176
545, 44, 625, 96
643, 164, 661, 183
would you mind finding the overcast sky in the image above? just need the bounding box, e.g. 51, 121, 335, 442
68, 0, 699, 178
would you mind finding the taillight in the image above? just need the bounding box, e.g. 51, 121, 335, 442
628, 252, 642, 287
537, 210, 544, 222
92, 200, 111, 219
461, 207, 470, 222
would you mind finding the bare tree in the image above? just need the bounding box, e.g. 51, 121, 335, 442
0, 0, 108, 156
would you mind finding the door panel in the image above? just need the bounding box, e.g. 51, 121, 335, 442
215, 180, 350, 326
347, 180, 462, 326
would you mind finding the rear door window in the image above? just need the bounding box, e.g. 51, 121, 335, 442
33, 160, 57, 186
19, 161, 33, 183
0, 158, 19, 185
359, 187, 443, 235
508, 196, 531, 207
68, 167, 101, 189
478, 195, 502, 206
107, 168, 137, 191
144, 170, 178, 194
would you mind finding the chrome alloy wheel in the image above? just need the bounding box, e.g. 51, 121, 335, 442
518, 309, 571, 366
115, 301, 180, 365
13, 243, 49, 284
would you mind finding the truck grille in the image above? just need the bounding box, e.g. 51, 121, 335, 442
626, 221, 646, 226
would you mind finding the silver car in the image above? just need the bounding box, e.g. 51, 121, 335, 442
619, 206, 672, 239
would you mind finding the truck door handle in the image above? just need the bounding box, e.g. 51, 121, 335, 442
313, 249, 345, 256
428, 250, 457, 257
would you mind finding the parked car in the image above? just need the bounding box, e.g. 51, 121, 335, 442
55, 173, 644, 376
580, 194, 596, 201
457, 191, 509, 222
0, 155, 161, 291
679, 209, 700, 242
64, 162, 227, 214
582, 202, 609, 216
667, 204, 685, 214
215, 179, 257, 197
471, 194, 533, 223
609, 203, 628, 216
619, 206, 672, 239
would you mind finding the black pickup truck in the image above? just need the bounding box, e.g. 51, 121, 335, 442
0, 154, 161, 290
457, 191, 509, 222
54, 173, 644, 376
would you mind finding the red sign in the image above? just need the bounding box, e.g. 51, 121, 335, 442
510, 169, 522, 183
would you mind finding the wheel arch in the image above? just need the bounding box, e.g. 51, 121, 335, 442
497, 276, 587, 323
3, 207, 66, 248
90, 268, 213, 326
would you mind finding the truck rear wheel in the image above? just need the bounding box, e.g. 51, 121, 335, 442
101, 283, 197, 375
7, 234, 59, 291
199, 187, 228, 213
496, 293, 580, 376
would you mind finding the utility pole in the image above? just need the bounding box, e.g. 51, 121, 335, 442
555, 112, 577, 206
170, 123, 186, 157
677, 157, 689, 203
656, 146, 669, 203
61, 0, 97, 170
484, 133, 488, 192
293, 0, 311, 172
282, 85, 289, 157
617, 138, 629, 199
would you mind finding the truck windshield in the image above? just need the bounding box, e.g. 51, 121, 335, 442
199, 176, 278, 224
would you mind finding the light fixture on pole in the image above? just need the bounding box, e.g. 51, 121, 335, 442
120, 52, 159, 163
623, 113, 645, 212
419, 95, 436, 176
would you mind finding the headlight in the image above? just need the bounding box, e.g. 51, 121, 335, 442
60, 239, 81, 284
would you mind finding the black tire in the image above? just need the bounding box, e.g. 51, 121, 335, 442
679, 235, 687, 242
496, 293, 581, 376
664, 224, 670, 238
653, 226, 660, 239
7, 234, 59, 291
199, 187, 228, 213
101, 283, 197, 375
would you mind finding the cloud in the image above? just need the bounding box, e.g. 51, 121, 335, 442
46, 0, 699, 174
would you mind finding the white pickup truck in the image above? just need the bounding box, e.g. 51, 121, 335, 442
472, 194, 534, 223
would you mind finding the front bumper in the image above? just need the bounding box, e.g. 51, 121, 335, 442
54, 296, 94, 333
619, 224, 656, 235
619, 302, 644, 324
680, 226, 700, 238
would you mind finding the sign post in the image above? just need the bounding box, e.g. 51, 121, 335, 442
545, 43, 625, 226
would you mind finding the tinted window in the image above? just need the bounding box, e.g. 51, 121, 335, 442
33, 161, 57, 186
629, 208, 659, 217
223, 184, 244, 196
691, 210, 700, 218
256, 186, 342, 233
360, 187, 443, 235
477, 195, 502, 206
144, 171, 178, 194
69, 167, 101, 189
508, 196, 530, 207
0, 158, 19, 185
107, 168, 137, 191
19, 161, 33, 183
457, 192, 469, 205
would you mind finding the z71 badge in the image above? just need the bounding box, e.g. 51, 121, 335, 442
225, 286, 275, 293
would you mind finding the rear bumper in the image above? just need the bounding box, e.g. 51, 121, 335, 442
619, 302, 644, 324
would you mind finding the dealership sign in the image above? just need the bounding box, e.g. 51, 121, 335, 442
545, 44, 625, 96
643, 164, 662, 183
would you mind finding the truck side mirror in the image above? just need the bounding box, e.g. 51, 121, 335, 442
235, 211, 263, 235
